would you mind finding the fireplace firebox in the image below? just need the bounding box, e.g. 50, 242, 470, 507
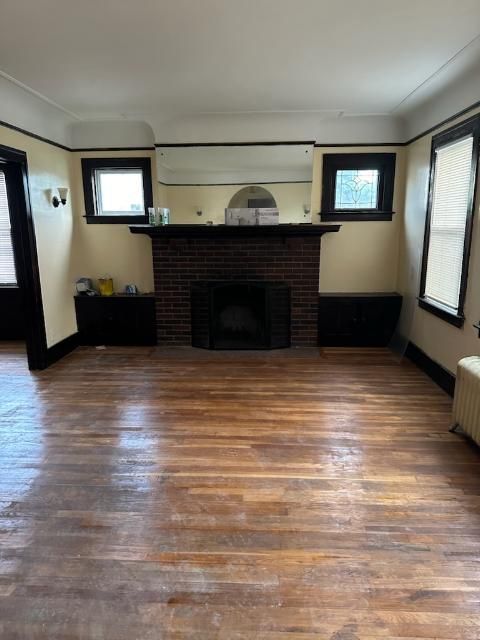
191, 281, 290, 350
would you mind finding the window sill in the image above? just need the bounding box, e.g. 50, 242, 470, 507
418, 296, 464, 328
320, 211, 394, 222
84, 215, 148, 225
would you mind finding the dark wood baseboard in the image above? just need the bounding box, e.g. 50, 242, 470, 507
46, 332, 79, 367
405, 342, 455, 397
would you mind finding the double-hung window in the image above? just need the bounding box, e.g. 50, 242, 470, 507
0, 169, 17, 285
81, 157, 153, 224
419, 116, 480, 327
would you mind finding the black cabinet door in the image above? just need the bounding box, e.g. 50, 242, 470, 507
75, 297, 156, 346
0, 287, 25, 339
319, 294, 402, 347
359, 297, 401, 346
318, 298, 358, 346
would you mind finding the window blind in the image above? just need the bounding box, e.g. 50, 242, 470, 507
0, 170, 17, 285
424, 136, 474, 311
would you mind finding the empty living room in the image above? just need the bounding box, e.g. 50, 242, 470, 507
2, 1, 480, 638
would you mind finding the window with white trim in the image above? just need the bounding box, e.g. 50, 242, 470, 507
0, 169, 17, 285
419, 116, 480, 327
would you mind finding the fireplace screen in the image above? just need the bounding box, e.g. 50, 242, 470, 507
191, 281, 290, 350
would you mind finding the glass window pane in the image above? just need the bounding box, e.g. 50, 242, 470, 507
334, 169, 379, 209
0, 170, 17, 285
424, 136, 473, 310
96, 169, 144, 215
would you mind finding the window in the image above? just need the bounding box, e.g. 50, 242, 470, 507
419, 116, 480, 327
321, 153, 396, 221
81, 157, 153, 224
95, 169, 144, 216
335, 169, 379, 209
0, 169, 17, 285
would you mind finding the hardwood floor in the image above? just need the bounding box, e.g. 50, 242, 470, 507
0, 343, 479, 639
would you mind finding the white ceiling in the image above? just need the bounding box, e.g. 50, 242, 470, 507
0, 0, 479, 121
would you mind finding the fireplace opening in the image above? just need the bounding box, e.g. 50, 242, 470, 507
214, 283, 266, 349
191, 281, 290, 350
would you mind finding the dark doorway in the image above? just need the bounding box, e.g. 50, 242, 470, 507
191, 281, 290, 350
0, 144, 48, 369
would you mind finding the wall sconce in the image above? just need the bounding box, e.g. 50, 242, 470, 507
196, 207, 203, 216
52, 187, 69, 208
303, 204, 311, 216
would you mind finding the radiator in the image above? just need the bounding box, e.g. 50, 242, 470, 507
452, 356, 480, 443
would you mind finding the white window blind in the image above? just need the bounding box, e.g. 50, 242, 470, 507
424, 135, 474, 311
0, 170, 17, 285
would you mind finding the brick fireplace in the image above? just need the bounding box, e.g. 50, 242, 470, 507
129, 224, 340, 347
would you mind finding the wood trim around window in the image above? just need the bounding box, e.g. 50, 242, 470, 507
320, 152, 396, 221
418, 114, 480, 328
81, 157, 153, 224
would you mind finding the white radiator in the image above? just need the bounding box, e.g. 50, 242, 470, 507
452, 356, 480, 443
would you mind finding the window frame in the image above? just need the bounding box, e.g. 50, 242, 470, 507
418, 115, 480, 328
320, 152, 396, 221
81, 157, 153, 224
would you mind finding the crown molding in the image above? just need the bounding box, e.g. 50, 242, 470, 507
404, 99, 480, 145
72, 146, 155, 152
0, 69, 81, 121
1, 98, 480, 154
0, 118, 71, 151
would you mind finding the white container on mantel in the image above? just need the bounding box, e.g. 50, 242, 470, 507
225, 208, 279, 226
257, 208, 279, 225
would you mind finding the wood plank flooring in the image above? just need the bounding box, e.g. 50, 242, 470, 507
0, 343, 479, 639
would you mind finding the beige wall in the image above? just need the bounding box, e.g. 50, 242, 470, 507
71, 150, 157, 293
0, 124, 77, 347
0, 134, 407, 349
1, 107, 476, 367
312, 146, 406, 293
398, 108, 480, 374
157, 181, 169, 208
71, 147, 406, 297
163, 182, 311, 224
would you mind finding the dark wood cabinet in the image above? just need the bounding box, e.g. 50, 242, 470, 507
74, 295, 156, 346
318, 292, 402, 347
0, 287, 25, 339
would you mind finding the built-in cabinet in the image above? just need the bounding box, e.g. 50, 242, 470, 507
74, 295, 156, 346
318, 292, 402, 346
0, 287, 25, 339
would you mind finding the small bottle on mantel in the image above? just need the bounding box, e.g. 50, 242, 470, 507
161, 208, 170, 225
156, 207, 170, 225
148, 207, 156, 225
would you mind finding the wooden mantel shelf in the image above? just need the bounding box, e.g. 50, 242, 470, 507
129, 223, 341, 239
